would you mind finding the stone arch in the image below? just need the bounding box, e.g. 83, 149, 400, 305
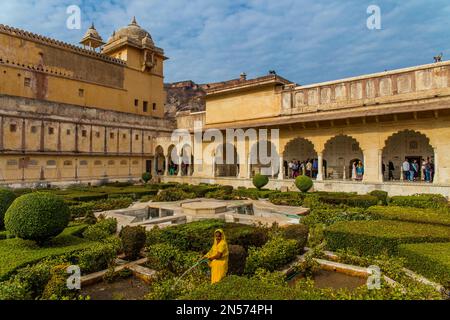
282, 137, 318, 179
382, 130, 434, 181
180, 144, 194, 176
323, 134, 363, 180
249, 140, 279, 177
215, 143, 239, 177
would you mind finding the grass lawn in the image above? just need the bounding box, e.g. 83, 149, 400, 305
0, 224, 95, 281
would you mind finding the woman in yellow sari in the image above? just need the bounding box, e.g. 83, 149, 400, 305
204, 229, 229, 284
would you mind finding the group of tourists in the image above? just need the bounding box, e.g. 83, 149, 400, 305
399, 157, 434, 182
286, 159, 323, 179
351, 161, 365, 181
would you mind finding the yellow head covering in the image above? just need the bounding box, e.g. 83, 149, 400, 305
213, 229, 227, 246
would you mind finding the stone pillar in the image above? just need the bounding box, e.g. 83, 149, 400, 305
317, 153, 324, 181
164, 155, 169, 176
343, 165, 346, 180
378, 149, 383, 182
177, 149, 183, 177
278, 156, 284, 180
247, 155, 251, 179
433, 148, 439, 184
212, 157, 216, 178
362, 148, 383, 183
400, 165, 404, 181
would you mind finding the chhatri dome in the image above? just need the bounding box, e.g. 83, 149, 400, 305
106, 16, 155, 48
80, 23, 105, 50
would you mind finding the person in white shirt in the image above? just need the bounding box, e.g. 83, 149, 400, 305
402, 159, 410, 181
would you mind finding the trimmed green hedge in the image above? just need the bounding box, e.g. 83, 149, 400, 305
146, 220, 268, 252
269, 192, 305, 206
0, 225, 94, 281
252, 174, 269, 190
389, 194, 448, 210
244, 236, 298, 274
317, 192, 378, 209
398, 242, 450, 285
367, 206, 450, 226
325, 220, 450, 255
369, 190, 388, 205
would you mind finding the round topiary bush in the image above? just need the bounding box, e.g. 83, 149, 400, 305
228, 245, 248, 275
295, 175, 313, 193
119, 226, 147, 260
252, 174, 269, 190
5, 192, 70, 244
0, 188, 16, 230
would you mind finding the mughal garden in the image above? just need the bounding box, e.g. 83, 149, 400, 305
0, 174, 449, 300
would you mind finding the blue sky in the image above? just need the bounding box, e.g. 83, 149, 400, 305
1, 0, 449, 85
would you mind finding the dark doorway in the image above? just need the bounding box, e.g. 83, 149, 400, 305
145, 160, 152, 173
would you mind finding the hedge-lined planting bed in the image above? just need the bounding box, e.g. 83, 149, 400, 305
367, 206, 450, 226
398, 242, 450, 285
316, 192, 378, 209
0, 224, 94, 280
146, 219, 269, 252
325, 220, 450, 255
389, 194, 448, 210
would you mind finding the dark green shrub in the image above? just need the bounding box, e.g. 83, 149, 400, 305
82, 218, 117, 241
153, 188, 196, 202
281, 224, 309, 252
398, 242, 450, 285
367, 206, 450, 226
295, 175, 313, 193
369, 190, 388, 205
0, 189, 16, 230
269, 192, 304, 206
147, 243, 200, 275
244, 236, 298, 274
5, 192, 70, 244
252, 174, 269, 190
228, 245, 248, 275
119, 226, 147, 260
74, 238, 120, 274
226, 224, 269, 250
142, 172, 152, 184
389, 194, 448, 210
205, 189, 236, 200
325, 220, 450, 255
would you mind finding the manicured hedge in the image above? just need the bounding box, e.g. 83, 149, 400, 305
0, 225, 94, 281
317, 192, 378, 209
367, 206, 450, 226
269, 192, 305, 206
244, 236, 298, 274
252, 174, 269, 190
369, 190, 388, 205
146, 220, 268, 252
325, 220, 450, 255
389, 194, 448, 210
398, 242, 450, 285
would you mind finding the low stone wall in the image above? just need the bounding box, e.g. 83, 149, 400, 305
161, 175, 450, 197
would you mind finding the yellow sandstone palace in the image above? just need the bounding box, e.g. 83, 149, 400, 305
1, 19, 450, 196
